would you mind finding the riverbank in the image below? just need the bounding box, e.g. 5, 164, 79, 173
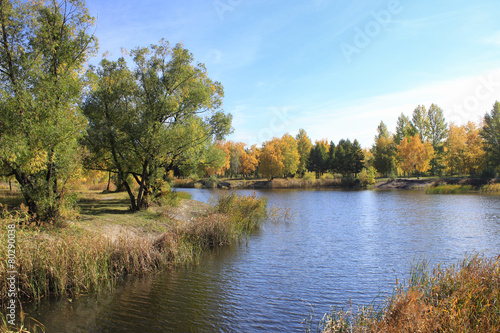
0, 188, 267, 332
174, 176, 500, 193
318, 254, 500, 332
374, 177, 500, 192
174, 177, 343, 189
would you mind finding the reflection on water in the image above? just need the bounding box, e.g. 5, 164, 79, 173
30, 189, 500, 332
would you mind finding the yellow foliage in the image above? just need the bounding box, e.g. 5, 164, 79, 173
396, 135, 434, 175
444, 122, 485, 175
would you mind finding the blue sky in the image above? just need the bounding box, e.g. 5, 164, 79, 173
85, 0, 500, 148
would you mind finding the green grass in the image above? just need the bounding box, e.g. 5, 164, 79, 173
426, 184, 475, 194
318, 254, 500, 333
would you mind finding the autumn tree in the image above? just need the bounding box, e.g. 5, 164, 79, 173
0, 0, 97, 221
396, 135, 434, 177
279, 134, 300, 176
259, 138, 284, 179
239, 144, 260, 177
296, 129, 312, 176
83, 41, 232, 210
444, 123, 485, 176
481, 101, 500, 168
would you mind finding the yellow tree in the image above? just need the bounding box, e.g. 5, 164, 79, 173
279, 134, 300, 176
239, 145, 260, 176
444, 122, 485, 176
396, 135, 434, 176
259, 138, 284, 179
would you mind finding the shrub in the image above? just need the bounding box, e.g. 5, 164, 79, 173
319, 255, 500, 333
303, 171, 316, 181
358, 167, 377, 186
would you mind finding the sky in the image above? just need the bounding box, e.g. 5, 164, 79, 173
85, 0, 500, 148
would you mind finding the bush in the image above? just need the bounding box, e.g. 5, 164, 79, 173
303, 171, 316, 181
358, 167, 377, 186
320, 255, 500, 333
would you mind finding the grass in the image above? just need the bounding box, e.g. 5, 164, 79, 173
0, 186, 269, 330
426, 184, 475, 194
481, 183, 500, 194
318, 254, 500, 333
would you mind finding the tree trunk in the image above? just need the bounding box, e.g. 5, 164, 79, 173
106, 172, 111, 191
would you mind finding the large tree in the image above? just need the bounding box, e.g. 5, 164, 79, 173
0, 0, 97, 221
83, 41, 232, 210
481, 101, 500, 168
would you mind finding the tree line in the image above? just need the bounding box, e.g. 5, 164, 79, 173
370, 103, 500, 178
1, 1, 499, 223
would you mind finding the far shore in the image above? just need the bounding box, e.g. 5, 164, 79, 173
173, 176, 500, 192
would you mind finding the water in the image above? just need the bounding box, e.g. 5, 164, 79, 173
30, 189, 500, 332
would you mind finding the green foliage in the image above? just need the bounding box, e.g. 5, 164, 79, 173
82, 41, 232, 210
358, 167, 377, 186
481, 101, 500, 168
303, 171, 316, 181
426, 184, 474, 194
0, 0, 97, 222
395, 113, 417, 144
296, 129, 313, 175
307, 142, 328, 177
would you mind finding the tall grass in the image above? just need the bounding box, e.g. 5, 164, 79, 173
0, 194, 268, 307
426, 184, 474, 194
319, 254, 500, 332
481, 183, 500, 193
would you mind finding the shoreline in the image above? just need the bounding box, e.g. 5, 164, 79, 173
173, 177, 500, 192
0, 191, 268, 309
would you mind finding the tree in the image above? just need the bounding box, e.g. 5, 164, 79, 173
279, 134, 300, 176
307, 140, 328, 177
411, 105, 430, 142
481, 101, 500, 168
445, 122, 485, 176
239, 144, 259, 177
427, 104, 448, 175
259, 138, 283, 179
0, 0, 97, 221
395, 113, 417, 144
372, 122, 397, 177
427, 104, 448, 148
83, 42, 232, 210
396, 135, 434, 177
296, 129, 312, 176
350, 139, 365, 176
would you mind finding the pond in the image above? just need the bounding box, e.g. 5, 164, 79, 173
30, 189, 500, 332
